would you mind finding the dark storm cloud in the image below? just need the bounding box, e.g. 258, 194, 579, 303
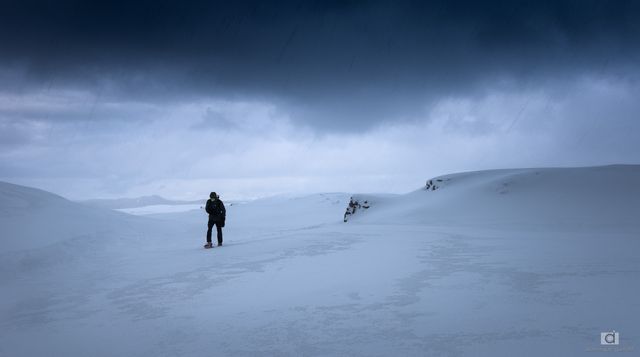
1, 0, 640, 129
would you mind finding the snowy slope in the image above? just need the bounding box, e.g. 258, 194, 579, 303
349, 165, 640, 228
0, 181, 146, 252
1, 166, 639, 356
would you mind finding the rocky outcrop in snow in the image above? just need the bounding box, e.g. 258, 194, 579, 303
343, 197, 370, 222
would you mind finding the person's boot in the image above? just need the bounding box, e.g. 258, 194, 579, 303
204, 242, 213, 249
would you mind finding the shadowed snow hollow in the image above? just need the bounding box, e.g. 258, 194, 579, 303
347, 165, 640, 228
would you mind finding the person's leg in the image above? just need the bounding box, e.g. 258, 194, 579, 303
206, 220, 214, 244
216, 221, 223, 246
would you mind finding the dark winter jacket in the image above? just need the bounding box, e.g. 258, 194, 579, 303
206, 198, 226, 222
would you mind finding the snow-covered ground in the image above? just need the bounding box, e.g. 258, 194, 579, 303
116, 204, 202, 216
80, 196, 202, 210
1, 165, 639, 356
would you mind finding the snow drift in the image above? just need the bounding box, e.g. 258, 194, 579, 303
0, 181, 143, 252
348, 165, 640, 229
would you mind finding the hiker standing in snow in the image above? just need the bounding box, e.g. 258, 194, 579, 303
204, 192, 226, 248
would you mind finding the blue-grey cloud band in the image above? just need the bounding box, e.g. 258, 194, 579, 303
0, 0, 639, 198
2, 0, 639, 126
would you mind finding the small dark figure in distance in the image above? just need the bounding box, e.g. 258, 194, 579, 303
204, 192, 226, 248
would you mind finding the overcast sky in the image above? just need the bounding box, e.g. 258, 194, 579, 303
1, 0, 639, 200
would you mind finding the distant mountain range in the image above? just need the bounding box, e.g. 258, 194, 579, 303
79, 195, 203, 210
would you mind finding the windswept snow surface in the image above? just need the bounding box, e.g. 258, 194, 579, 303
116, 204, 202, 215
80, 195, 201, 210
0, 182, 144, 253
1, 166, 639, 356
